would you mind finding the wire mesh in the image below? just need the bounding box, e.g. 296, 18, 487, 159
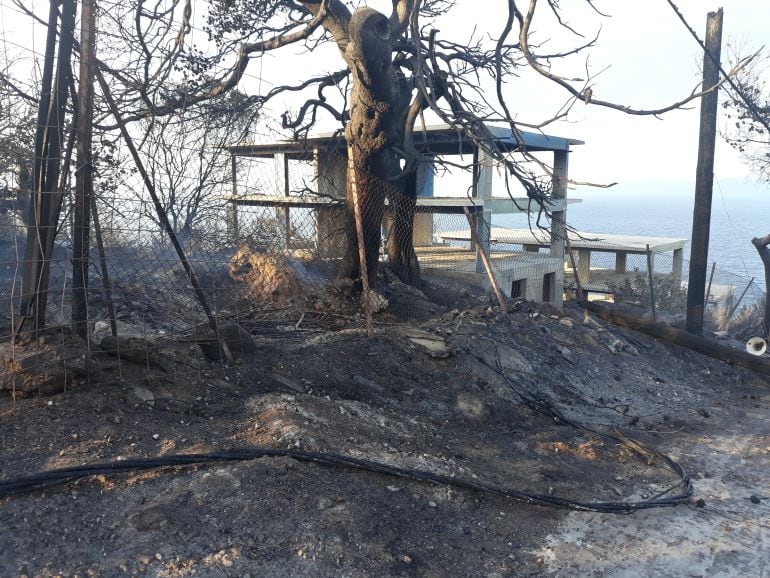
2, 117, 768, 396
561, 241, 765, 335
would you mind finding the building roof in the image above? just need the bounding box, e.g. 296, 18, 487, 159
225, 123, 583, 157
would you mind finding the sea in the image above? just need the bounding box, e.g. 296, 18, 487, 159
493, 178, 770, 292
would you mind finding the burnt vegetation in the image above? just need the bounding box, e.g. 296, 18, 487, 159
28, 0, 733, 289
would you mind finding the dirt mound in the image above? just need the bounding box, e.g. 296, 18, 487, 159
1, 289, 769, 576
228, 244, 305, 303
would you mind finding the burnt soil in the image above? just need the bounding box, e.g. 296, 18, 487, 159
1, 279, 769, 577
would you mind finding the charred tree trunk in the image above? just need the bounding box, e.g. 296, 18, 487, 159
341, 8, 401, 288
387, 171, 419, 285
296, 4, 421, 288
751, 233, 770, 337
342, 153, 388, 286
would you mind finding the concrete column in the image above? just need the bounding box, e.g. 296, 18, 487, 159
473, 147, 494, 200
673, 248, 684, 280
577, 249, 591, 283
412, 157, 435, 246
274, 153, 289, 249
314, 146, 347, 257
227, 154, 239, 243
550, 150, 569, 307
615, 251, 628, 274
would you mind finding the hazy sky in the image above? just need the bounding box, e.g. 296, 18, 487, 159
252, 0, 770, 192
539, 1, 770, 189
397, 1, 770, 189
2, 0, 769, 194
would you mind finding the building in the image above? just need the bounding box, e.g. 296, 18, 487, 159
223, 124, 583, 305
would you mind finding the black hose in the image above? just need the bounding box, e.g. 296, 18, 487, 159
0, 347, 693, 514
0, 446, 689, 513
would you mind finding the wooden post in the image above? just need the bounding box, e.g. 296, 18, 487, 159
473, 147, 494, 273
464, 208, 507, 312
584, 300, 770, 378
646, 244, 656, 321
705, 261, 716, 305
723, 277, 754, 325
72, 0, 97, 338
565, 236, 584, 302
751, 235, 770, 337
347, 148, 373, 337
95, 69, 230, 361
686, 9, 723, 334
474, 210, 492, 274
90, 192, 117, 338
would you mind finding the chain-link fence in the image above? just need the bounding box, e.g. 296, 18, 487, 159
3, 127, 767, 396
560, 239, 764, 336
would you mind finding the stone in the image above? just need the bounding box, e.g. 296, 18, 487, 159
182, 323, 259, 362
131, 385, 155, 407
401, 328, 454, 358
1, 337, 93, 395
559, 347, 575, 364
467, 340, 533, 374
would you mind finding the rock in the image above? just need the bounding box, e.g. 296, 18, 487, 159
623, 344, 640, 356
128, 503, 171, 531
538, 302, 563, 317
0, 336, 93, 395
131, 385, 155, 406
559, 346, 575, 364
583, 315, 603, 330
401, 328, 454, 358
598, 331, 637, 355
92, 319, 146, 343
456, 392, 487, 418
466, 340, 533, 374
100, 335, 168, 369
558, 318, 574, 328
188, 323, 259, 362
606, 338, 623, 354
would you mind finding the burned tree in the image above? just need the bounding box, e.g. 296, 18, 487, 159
722, 53, 770, 335
131, 92, 258, 244
722, 53, 770, 182
13, 0, 744, 292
